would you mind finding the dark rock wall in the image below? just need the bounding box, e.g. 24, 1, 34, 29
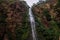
0, 0, 30, 40
32, 0, 60, 40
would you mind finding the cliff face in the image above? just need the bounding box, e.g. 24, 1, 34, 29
32, 0, 60, 40
0, 0, 29, 40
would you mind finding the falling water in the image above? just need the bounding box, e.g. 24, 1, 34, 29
29, 8, 37, 40
24, 0, 39, 40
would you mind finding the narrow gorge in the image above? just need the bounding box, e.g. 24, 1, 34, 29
0, 0, 60, 40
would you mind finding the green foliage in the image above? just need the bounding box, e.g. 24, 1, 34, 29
32, 1, 60, 39
35, 17, 59, 40
15, 7, 29, 40
56, 0, 60, 7
43, 9, 51, 21
0, 0, 29, 40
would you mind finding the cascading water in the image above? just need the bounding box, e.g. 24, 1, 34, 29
29, 8, 37, 40
25, 0, 39, 40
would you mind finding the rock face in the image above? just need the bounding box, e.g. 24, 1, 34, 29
0, 0, 29, 40
32, 0, 60, 40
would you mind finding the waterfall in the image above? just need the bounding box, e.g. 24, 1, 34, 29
29, 8, 37, 40
24, 0, 39, 40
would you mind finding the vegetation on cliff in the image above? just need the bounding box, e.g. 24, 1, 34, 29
32, 0, 60, 40
0, 0, 29, 40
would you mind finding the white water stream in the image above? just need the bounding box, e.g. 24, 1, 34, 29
25, 0, 39, 40
25, 0, 46, 40
29, 8, 37, 40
